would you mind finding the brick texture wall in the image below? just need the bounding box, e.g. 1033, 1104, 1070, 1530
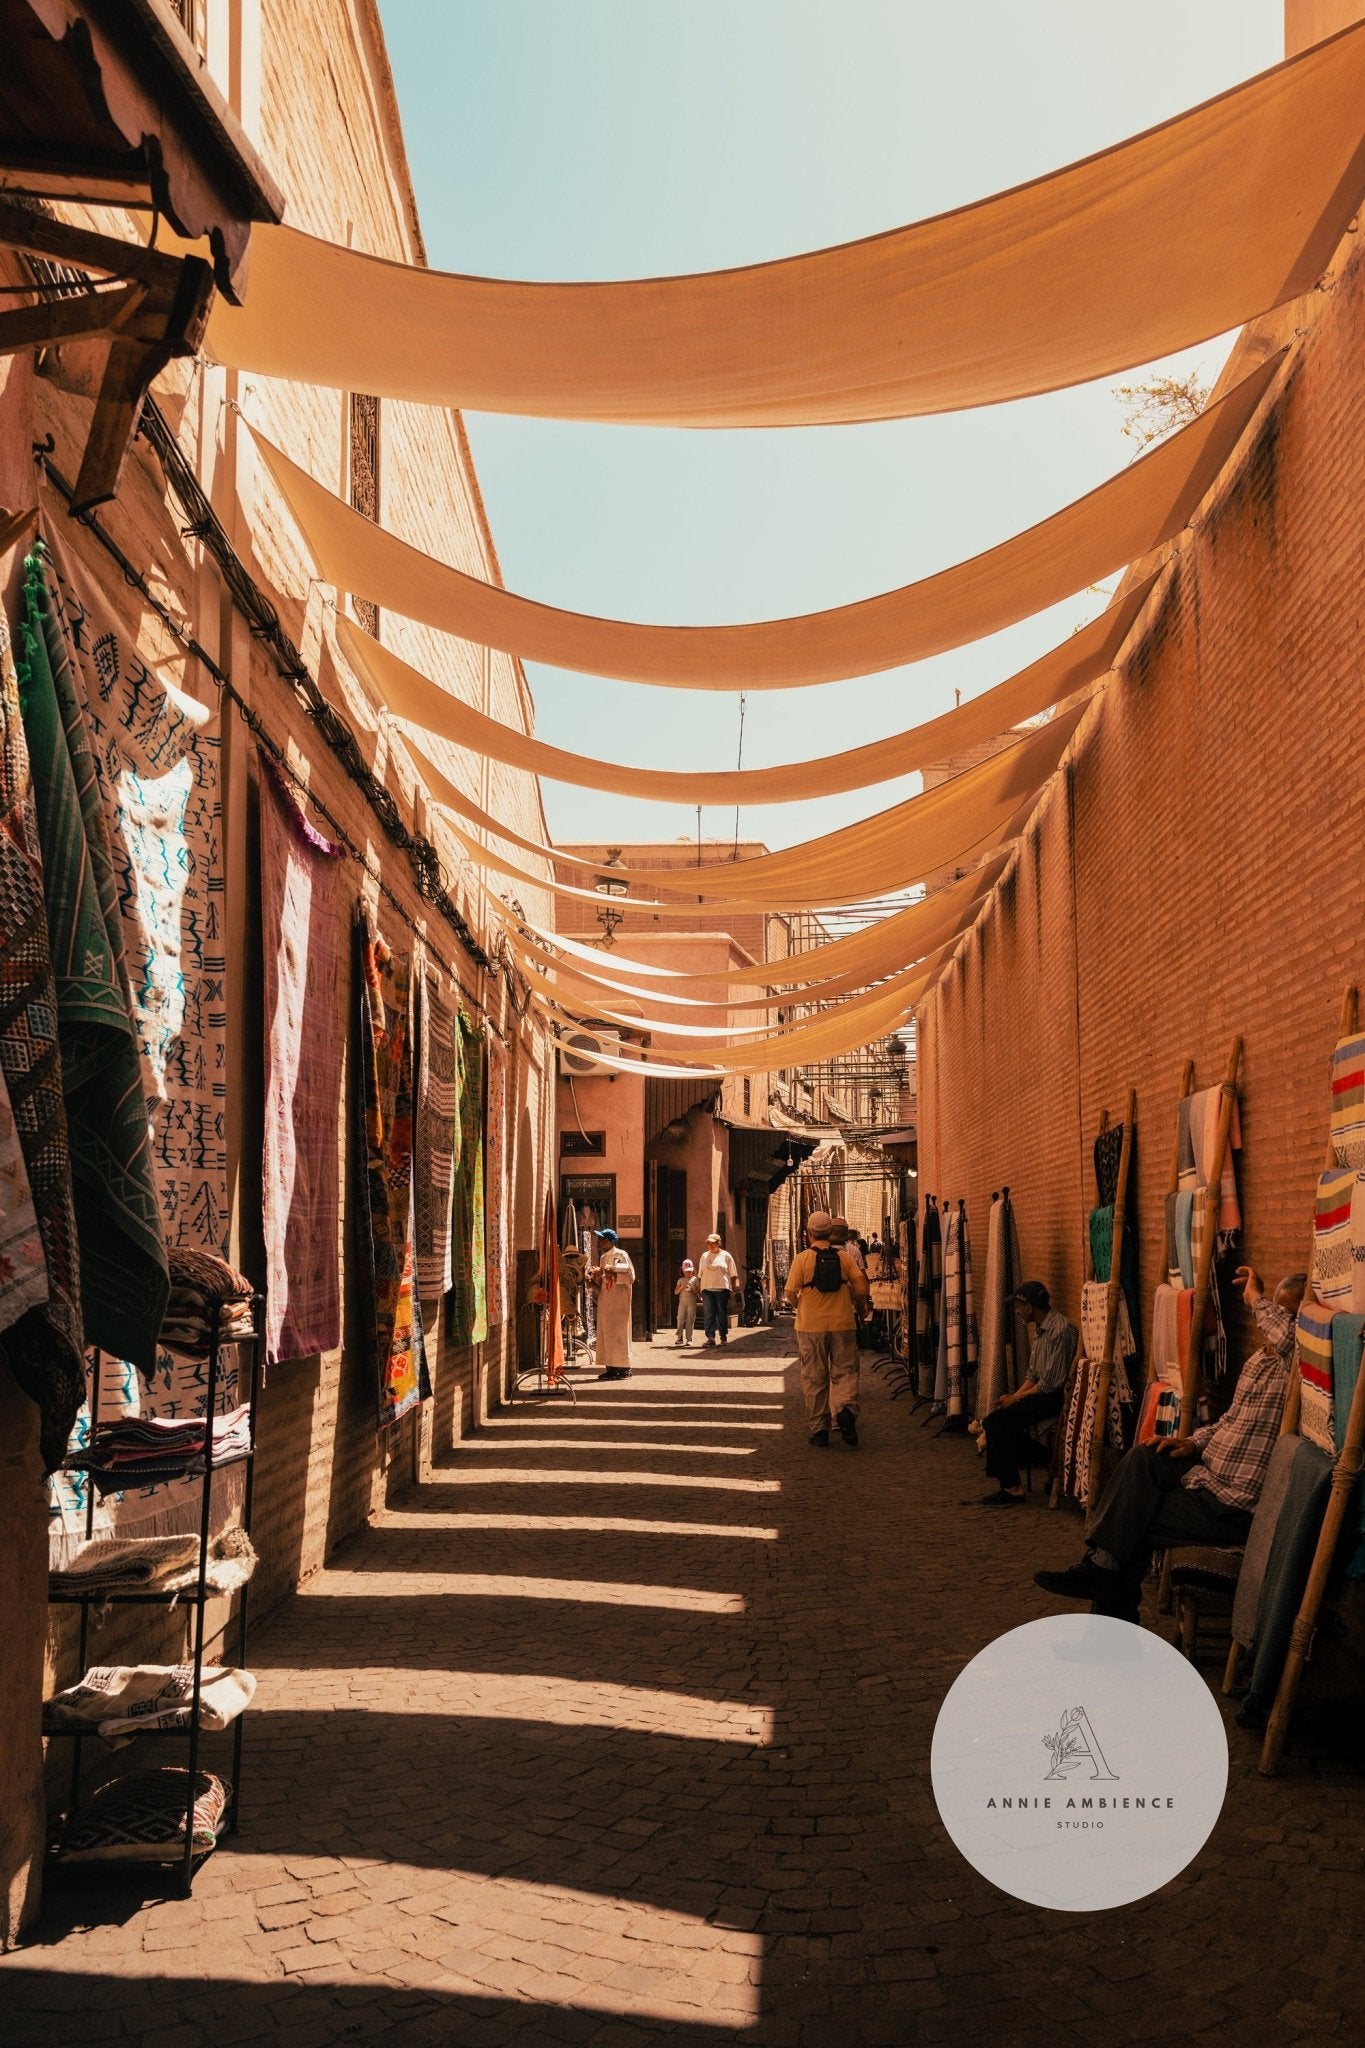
918, 237, 1365, 1355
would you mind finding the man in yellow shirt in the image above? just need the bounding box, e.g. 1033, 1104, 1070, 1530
784, 1211, 871, 1447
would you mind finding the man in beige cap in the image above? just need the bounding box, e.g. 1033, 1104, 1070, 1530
784, 1211, 870, 1447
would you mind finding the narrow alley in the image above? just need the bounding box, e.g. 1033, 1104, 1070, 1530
3, 1326, 1359, 2047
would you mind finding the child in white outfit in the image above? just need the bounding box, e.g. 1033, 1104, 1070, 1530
674, 1261, 699, 1346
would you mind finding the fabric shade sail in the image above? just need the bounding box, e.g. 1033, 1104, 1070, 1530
524, 950, 932, 1047
335, 579, 1154, 805
535, 963, 937, 1074
205, 26, 1365, 426
252, 354, 1277, 692
418, 699, 1084, 910
491, 855, 1006, 990
508, 927, 942, 1015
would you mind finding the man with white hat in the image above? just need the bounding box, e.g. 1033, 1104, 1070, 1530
784, 1211, 870, 1447
697, 1232, 739, 1347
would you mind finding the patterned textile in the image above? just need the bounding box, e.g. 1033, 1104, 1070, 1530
1053, 1355, 1128, 1510
915, 1197, 942, 1400
1312, 1167, 1358, 1309
1089, 1197, 1141, 1358
52, 544, 227, 1256
0, 598, 81, 1472
1190, 1084, 1242, 1240
259, 751, 347, 1364
1294, 1303, 1337, 1454
1230, 1434, 1300, 1648
1329, 1031, 1365, 1169
48, 1533, 200, 1595
43, 1661, 255, 1742
936, 1201, 977, 1418
449, 1009, 488, 1347
1094, 1122, 1125, 1207
1136, 1383, 1181, 1444
1329, 1312, 1365, 1578
49, 1767, 230, 1864
540, 1184, 566, 1383
484, 1032, 508, 1328
355, 909, 425, 1425
16, 545, 167, 1370
0, 1062, 48, 1336
1079, 1278, 1137, 1389
413, 967, 458, 1310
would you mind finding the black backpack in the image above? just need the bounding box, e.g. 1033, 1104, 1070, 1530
811, 1246, 844, 1294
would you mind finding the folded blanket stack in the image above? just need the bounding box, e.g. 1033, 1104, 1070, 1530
68, 1404, 252, 1492
49, 1767, 232, 1864
43, 1662, 257, 1744
161, 1248, 256, 1356
49, 1535, 201, 1596
49, 1527, 258, 1600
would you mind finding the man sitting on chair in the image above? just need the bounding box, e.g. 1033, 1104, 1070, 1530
1034, 1263, 1306, 1620
976, 1280, 1078, 1505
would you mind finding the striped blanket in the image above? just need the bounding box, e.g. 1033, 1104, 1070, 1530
1136, 1383, 1181, 1443
1311, 1167, 1360, 1309
1294, 1302, 1336, 1454
916, 1197, 942, 1400
1330, 1031, 1365, 1169
1149, 1283, 1183, 1390
1172, 1191, 1195, 1289
937, 1201, 978, 1418
1330, 1313, 1365, 1578
1190, 1085, 1242, 1241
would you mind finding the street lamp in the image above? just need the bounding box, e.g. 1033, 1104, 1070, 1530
595, 847, 627, 947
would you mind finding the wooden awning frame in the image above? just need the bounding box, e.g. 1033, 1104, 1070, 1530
0, 198, 213, 509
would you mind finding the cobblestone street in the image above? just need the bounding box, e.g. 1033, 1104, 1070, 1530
2, 1324, 1362, 2047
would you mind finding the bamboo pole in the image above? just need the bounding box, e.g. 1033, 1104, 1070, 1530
1178, 1038, 1243, 1439
1256, 985, 1360, 1762
1260, 1325, 1365, 1774
1050, 1110, 1111, 1510
1086, 1090, 1137, 1507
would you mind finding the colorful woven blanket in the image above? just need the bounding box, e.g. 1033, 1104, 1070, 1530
16, 546, 167, 1372
1136, 1383, 1180, 1444
1311, 1167, 1359, 1310
1190, 1084, 1242, 1240
485, 1031, 508, 1329
413, 967, 458, 1312
1294, 1302, 1336, 1453
1330, 1031, 1365, 1170
355, 910, 425, 1424
449, 1009, 488, 1347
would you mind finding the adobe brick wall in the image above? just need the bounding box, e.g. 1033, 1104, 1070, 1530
918, 235, 1365, 1357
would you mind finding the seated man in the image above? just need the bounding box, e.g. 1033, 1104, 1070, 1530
976, 1280, 1078, 1505
1034, 1264, 1306, 1620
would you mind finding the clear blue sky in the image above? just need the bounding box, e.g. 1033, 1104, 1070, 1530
377, 1, 1283, 855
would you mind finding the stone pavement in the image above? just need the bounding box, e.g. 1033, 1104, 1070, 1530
2, 1324, 1362, 2046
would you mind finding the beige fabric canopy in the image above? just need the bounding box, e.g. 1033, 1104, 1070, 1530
491, 856, 1005, 988
337, 580, 1153, 803
524, 951, 932, 1049
419, 700, 1084, 909
253, 356, 1276, 691
206, 26, 1365, 425
534, 966, 934, 1074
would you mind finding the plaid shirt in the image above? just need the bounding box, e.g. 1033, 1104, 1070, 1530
1184, 1297, 1294, 1510
1027, 1309, 1079, 1394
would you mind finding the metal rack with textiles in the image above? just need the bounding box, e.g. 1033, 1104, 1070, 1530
43, 1298, 264, 1896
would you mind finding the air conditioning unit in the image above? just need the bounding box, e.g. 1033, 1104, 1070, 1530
559, 1030, 622, 1076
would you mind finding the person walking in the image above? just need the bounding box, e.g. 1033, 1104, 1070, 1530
589, 1229, 635, 1381
697, 1233, 739, 1347
784, 1210, 870, 1447
673, 1259, 699, 1347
